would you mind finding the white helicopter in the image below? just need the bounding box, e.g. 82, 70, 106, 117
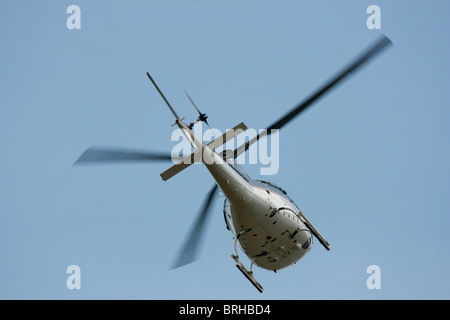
75, 35, 392, 292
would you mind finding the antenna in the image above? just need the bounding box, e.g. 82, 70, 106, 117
146, 72, 180, 120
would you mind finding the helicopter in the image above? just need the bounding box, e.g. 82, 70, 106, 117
74, 35, 392, 292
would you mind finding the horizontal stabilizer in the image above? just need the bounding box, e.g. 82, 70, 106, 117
160, 152, 201, 181
160, 122, 247, 181
208, 122, 247, 151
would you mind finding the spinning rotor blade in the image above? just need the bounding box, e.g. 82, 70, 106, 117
172, 184, 219, 269
73, 146, 175, 165
234, 35, 393, 158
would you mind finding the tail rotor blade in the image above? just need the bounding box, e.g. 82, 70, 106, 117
184, 91, 202, 117
185, 90, 209, 125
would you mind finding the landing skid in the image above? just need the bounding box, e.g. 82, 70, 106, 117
232, 254, 264, 293
231, 232, 264, 293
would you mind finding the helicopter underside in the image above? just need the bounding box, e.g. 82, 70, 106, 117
224, 185, 313, 271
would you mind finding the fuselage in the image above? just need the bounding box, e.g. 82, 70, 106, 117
176, 119, 313, 271
223, 178, 312, 271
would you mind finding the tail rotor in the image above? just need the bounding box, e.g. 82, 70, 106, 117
185, 90, 212, 132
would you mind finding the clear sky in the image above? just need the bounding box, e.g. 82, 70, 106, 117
1, 1, 449, 299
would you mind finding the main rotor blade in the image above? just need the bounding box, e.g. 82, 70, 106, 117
234, 35, 393, 158
171, 184, 219, 269
73, 147, 175, 165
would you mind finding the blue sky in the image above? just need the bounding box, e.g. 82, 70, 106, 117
1, 1, 449, 299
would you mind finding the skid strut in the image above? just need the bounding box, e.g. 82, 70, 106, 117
231, 231, 264, 293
